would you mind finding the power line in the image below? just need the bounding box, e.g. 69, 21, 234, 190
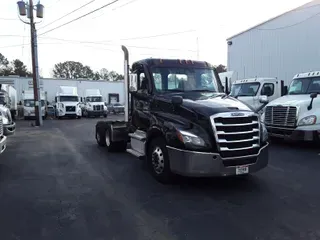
112, 0, 140, 10
38, 0, 120, 36
37, 36, 197, 52
0, 18, 18, 21
105, 29, 196, 41
38, 0, 97, 30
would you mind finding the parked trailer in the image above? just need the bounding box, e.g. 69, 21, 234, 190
95, 46, 270, 184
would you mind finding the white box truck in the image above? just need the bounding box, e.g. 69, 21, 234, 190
82, 89, 107, 118
22, 90, 47, 120
55, 86, 82, 119
0, 84, 17, 120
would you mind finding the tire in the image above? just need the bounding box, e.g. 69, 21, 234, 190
77, 116, 82, 119
103, 114, 107, 118
147, 137, 173, 184
96, 124, 127, 152
96, 127, 106, 146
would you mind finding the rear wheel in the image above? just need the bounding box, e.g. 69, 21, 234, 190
147, 137, 173, 184
96, 124, 126, 152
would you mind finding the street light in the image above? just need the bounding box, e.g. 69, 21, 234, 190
17, 0, 44, 126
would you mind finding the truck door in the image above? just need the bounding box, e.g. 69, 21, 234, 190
260, 82, 275, 107
131, 71, 152, 131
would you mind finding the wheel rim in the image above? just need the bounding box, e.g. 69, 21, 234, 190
96, 132, 100, 142
152, 146, 164, 174
105, 130, 110, 146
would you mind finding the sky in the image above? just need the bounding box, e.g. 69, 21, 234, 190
0, 0, 311, 78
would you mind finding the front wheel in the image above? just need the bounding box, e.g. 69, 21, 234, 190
147, 137, 173, 184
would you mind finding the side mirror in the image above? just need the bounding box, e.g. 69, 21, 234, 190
129, 73, 138, 92
171, 95, 183, 106
259, 95, 269, 104
310, 92, 318, 99
3, 102, 7, 106
308, 92, 317, 110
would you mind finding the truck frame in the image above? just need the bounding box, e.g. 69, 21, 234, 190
95, 46, 269, 184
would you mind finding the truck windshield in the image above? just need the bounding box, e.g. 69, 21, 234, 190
60, 96, 78, 102
86, 97, 102, 102
230, 82, 260, 97
151, 67, 218, 92
288, 77, 320, 95
24, 100, 46, 107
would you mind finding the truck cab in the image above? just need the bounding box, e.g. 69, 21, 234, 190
261, 71, 320, 142
22, 90, 46, 120
55, 86, 82, 119
95, 46, 269, 184
82, 89, 107, 118
229, 78, 287, 112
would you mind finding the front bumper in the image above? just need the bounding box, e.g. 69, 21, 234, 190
0, 135, 7, 154
4, 122, 16, 136
266, 125, 320, 142
87, 110, 106, 116
167, 143, 269, 177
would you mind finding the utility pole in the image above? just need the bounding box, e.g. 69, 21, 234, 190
17, 0, 44, 126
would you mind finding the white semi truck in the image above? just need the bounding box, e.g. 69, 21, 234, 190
82, 89, 107, 118
261, 71, 320, 142
0, 84, 18, 120
22, 90, 47, 120
0, 114, 7, 154
229, 78, 288, 112
55, 86, 82, 119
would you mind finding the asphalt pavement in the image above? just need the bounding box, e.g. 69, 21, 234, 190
0, 115, 319, 240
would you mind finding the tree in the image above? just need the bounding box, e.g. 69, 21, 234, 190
52, 61, 94, 79
93, 72, 101, 80
11, 59, 30, 77
215, 64, 227, 73
99, 68, 109, 80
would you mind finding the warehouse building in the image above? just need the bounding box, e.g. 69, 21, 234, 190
0, 76, 124, 104
227, 0, 320, 87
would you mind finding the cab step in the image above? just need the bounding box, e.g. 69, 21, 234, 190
126, 148, 145, 159
128, 130, 146, 141
128, 130, 146, 158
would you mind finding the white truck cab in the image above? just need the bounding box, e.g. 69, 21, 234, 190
261, 71, 320, 142
22, 90, 46, 120
82, 89, 107, 118
229, 78, 287, 112
55, 86, 82, 119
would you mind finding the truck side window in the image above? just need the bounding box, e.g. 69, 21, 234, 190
153, 73, 162, 90
261, 83, 274, 96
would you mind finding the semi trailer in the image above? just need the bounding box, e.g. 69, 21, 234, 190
95, 46, 269, 184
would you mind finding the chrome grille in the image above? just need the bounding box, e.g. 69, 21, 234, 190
211, 112, 260, 158
0, 117, 3, 136
66, 106, 76, 112
93, 105, 103, 111
264, 106, 297, 127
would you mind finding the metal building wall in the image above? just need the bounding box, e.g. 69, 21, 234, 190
227, 2, 320, 87
0, 77, 124, 103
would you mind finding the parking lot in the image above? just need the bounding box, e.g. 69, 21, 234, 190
1, 116, 319, 240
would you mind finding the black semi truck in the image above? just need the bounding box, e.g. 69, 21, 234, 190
95, 46, 269, 184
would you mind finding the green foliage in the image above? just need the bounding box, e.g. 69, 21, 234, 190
0, 53, 31, 77
53, 61, 124, 81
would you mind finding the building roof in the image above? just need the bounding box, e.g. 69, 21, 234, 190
227, 0, 318, 40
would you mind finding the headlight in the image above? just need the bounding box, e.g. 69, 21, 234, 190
260, 123, 268, 143
298, 115, 317, 126
177, 130, 205, 147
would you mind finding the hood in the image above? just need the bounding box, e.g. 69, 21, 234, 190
267, 94, 314, 108
87, 102, 104, 105
159, 92, 253, 117
61, 101, 79, 106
